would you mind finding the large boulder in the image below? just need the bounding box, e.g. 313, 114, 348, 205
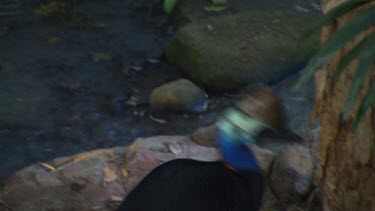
166, 10, 319, 90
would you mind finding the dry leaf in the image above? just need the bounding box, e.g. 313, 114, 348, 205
109, 195, 124, 202
47, 36, 60, 45
92, 53, 112, 62
103, 163, 118, 182
121, 168, 129, 178
37, 163, 56, 172
0, 26, 8, 37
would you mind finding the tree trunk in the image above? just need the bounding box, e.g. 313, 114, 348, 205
317, 1, 375, 210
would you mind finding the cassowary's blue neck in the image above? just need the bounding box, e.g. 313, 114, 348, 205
217, 128, 261, 172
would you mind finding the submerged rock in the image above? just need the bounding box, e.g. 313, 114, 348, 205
166, 11, 319, 90
149, 78, 208, 113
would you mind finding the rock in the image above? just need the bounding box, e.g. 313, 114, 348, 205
249, 144, 275, 175
166, 11, 319, 90
149, 78, 208, 113
0, 136, 220, 211
0, 133, 278, 210
191, 124, 217, 147
270, 144, 314, 203
170, 0, 321, 30
259, 184, 279, 211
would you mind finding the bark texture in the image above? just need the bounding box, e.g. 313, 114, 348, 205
317, 1, 375, 210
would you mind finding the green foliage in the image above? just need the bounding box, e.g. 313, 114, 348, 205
163, 0, 178, 13
353, 82, 375, 130
343, 39, 375, 120
295, 0, 375, 131
335, 32, 375, 78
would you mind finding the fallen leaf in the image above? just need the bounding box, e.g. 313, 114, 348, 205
37, 163, 56, 172
109, 195, 124, 202
0, 26, 8, 37
121, 168, 129, 178
94, 21, 107, 28
92, 53, 112, 62
168, 143, 182, 155
47, 36, 60, 45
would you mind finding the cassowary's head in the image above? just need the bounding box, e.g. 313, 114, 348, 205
215, 86, 285, 172
216, 107, 269, 172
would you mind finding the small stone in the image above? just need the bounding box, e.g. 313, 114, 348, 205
146, 58, 160, 64
149, 79, 208, 113
130, 65, 143, 72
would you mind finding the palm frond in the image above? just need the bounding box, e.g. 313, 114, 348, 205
336, 32, 375, 79
343, 47, 375, 118
295, 1, 375, 132
293, 5, 375, 91
300, 0, 368, 40
352, 82, 375, 131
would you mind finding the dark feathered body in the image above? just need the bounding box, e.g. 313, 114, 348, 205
116, 159, 264, 211
117, 108, 268, 211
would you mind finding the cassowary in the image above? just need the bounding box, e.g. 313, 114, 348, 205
116, 107, 267, 211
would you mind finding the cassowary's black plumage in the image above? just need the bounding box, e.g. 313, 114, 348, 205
116, 111, 265, 211
116, 159, 264, 211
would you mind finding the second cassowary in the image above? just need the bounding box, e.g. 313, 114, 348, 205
116, 107, 271, 211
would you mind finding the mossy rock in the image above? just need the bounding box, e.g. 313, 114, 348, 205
166, 10, 319, 90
